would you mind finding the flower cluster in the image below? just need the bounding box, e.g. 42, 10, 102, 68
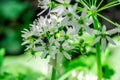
22, 14, 78, 60
22, 0, 120, 61
22, 0, 94, 61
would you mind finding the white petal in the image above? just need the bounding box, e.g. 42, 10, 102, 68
63, 51, 71, 60
56, 0, 71, 3
67, 27, 73, 35
106, 36, 116, 45
25, 45, 32, 51
49, 51, 56, 59
61, 17, 69, 26
73, 3, 78, 11
76, 0, 79, 2
107, 28, 118, 35
21, 29, 29, 33
68, 4, 77, 14
101, 38, 107, 52
51, 46, 56, 51
81, 7, 87, 17
51, 6, 65, 16
117, 28, 120, 33
92, 36, 101, 45
92, 29, 100, 34
55, 0, 64, 3
33, 46, 44, 51
102, 25, 106, 32
56, 51, 62, 63
84, 26, 92, 35
74, 25, 81, 34
37, 8, 48, 16
21, 40, 30, 45
55, 41, 60, 47
41, 51, 47, 59
62, 41, 69, 50
86, 17, 93, 25
66, 0, 71, 3
91, 6, 97, 10
49, 37, 55, 45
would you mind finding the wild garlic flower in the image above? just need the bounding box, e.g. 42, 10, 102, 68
61, 4, 79, 25
33, 37, 60, 59
38, 0, 51, 15
50, 0, 71, 16
21, 28, 40, 51
52, 3, 82, 35
77, 7, 93, 35
92, 25, 118, 51
22, 14, 78, 60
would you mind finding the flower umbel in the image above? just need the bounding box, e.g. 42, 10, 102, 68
21, 14, 78, 60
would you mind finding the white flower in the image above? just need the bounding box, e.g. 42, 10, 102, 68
33, 37, 60, 59
38, 0, 51, 16
50, 0, 72, 16
22, 13, 74, 60
47, 14, 64, 34
67, 4, 78, 18
51, 5, 66, 16
66, 27, 79, 39
92, 25, 117, 51
21, 29, 33, 39
77, 7, 93, 35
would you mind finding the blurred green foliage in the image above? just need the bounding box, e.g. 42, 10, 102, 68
0, 48, 5, 70
0, 0, 36, 55
0, 65, 44, 80
0, 1, 27, 20
0, 50, 48, 80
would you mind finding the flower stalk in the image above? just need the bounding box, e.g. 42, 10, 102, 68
92, 16, 102, 80
51, 66, 56, 80
51, 53, 57, 80
96, 43, 102, 80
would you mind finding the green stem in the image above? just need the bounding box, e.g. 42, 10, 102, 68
97, 0, 104, 9
97, 13, 120, 28
92, 16, 102, 80
97, 2, 120, 12
51, 66, 56, 80
96, 43, 102, 80
51, 54, 57, 80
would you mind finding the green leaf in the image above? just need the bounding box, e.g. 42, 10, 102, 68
0, 48, 5, 69
103, 65, 114, 79
0, 48, 5, 56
